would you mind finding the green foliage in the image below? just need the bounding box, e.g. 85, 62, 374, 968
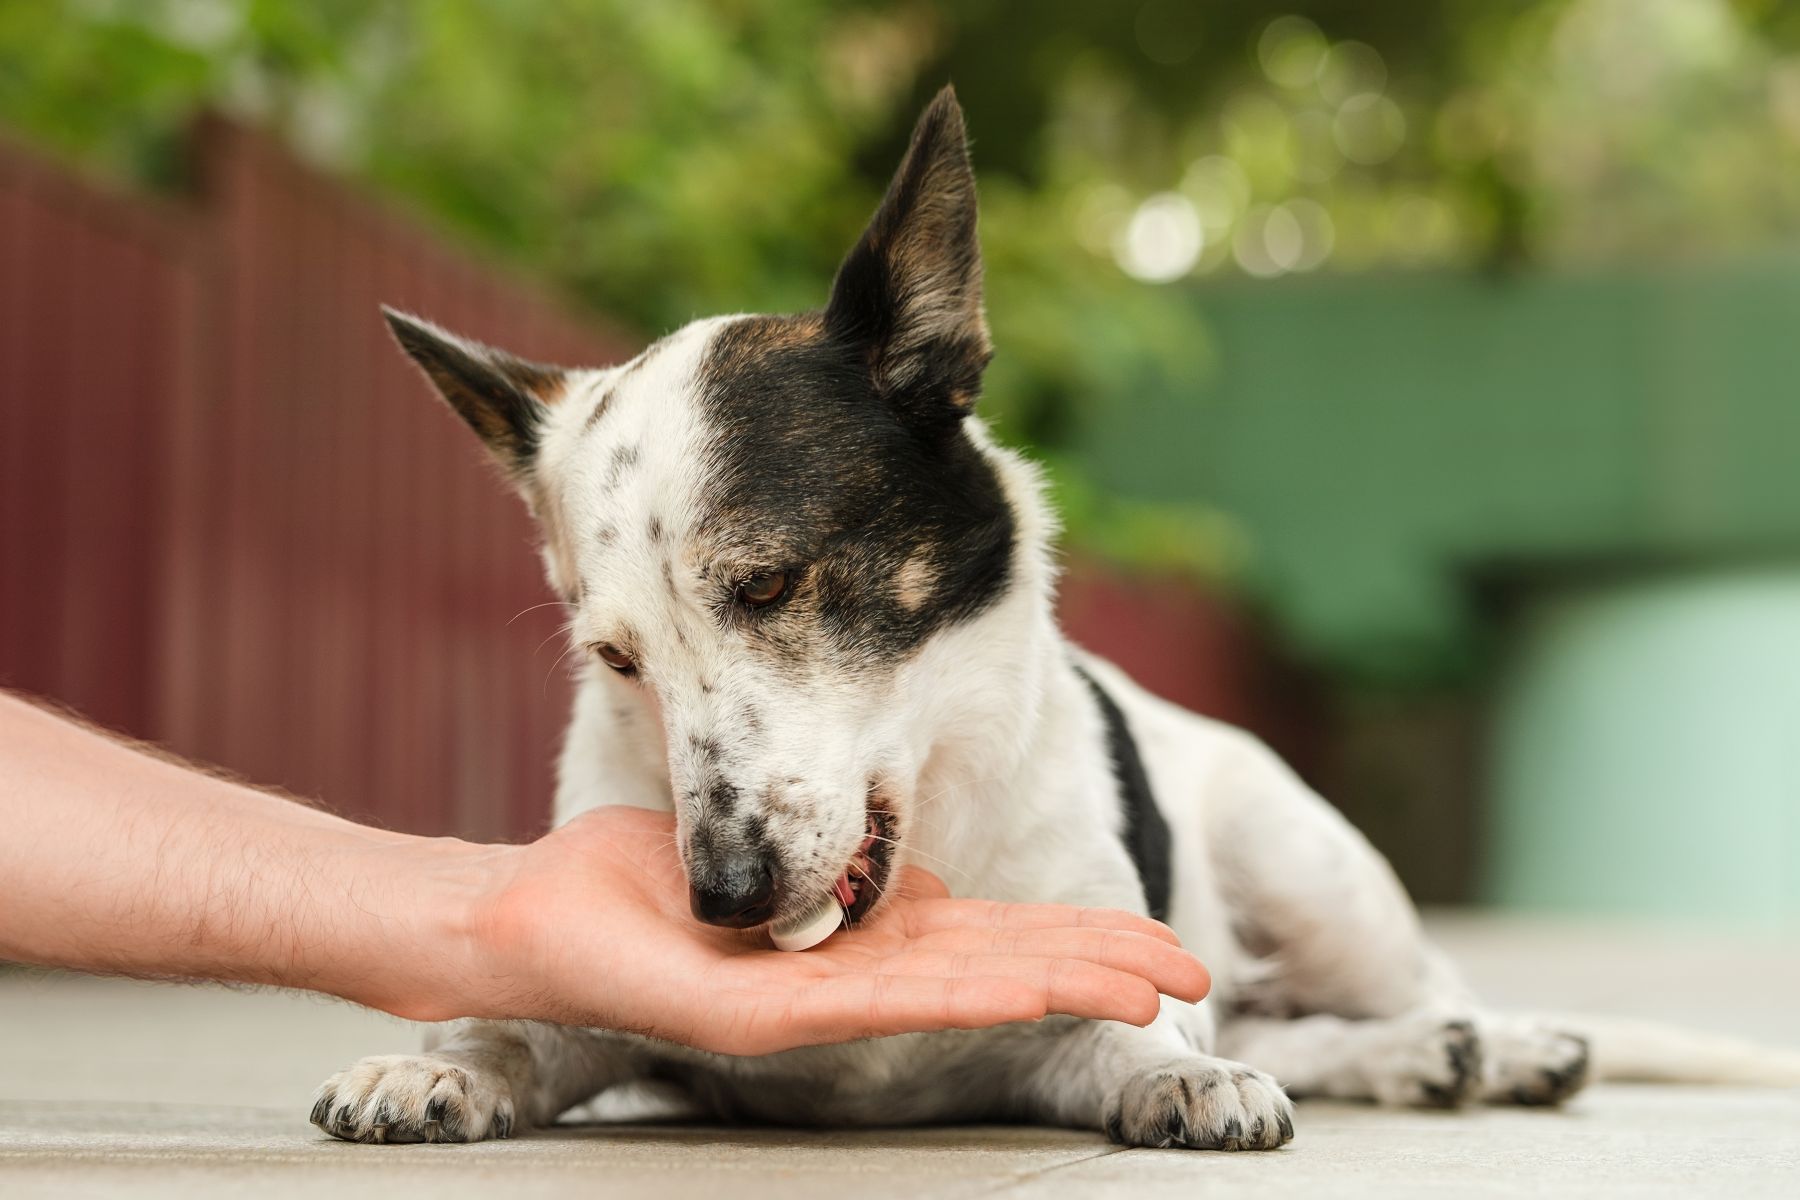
6, 0, 1800, 584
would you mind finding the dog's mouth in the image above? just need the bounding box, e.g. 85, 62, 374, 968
834, 801, 898, 927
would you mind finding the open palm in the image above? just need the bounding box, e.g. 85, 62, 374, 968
472, 806, 1210, 1055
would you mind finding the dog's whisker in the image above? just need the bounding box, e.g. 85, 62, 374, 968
534, 620, 577, 659
863, 856, 894, 910
542, 639, 586, 694
863, 833, 973, 884
506, 600, 569, 627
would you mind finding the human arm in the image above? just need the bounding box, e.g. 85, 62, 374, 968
0, 693, 1209, 1054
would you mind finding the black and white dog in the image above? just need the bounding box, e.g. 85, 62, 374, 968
314, 88, 1795, 1150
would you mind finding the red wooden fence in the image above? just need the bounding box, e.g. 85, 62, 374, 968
2, 129, 192, 770
1, 117, 1305, 842
1, 118, 633, 840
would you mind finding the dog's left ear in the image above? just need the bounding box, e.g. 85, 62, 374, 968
825, 85, 991, 431
381, 307, 567, 482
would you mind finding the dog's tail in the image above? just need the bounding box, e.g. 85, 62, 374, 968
1565, 1015, 1800, 1086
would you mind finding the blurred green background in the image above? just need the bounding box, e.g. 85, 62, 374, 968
5, 0, 1798, 926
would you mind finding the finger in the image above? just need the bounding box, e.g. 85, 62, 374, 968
895, 865, 952, 902
901, 926, 1210, 1003
898, 897, 1182, 946
768, 973, 1052, 1050
868, 952, 1166, 1027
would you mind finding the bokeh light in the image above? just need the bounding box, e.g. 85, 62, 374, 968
1134, 0, 1205, 67
1333, 92, 1406, 164
1317, 40, 1388, 105
1258, 16, 1328, 89
1180, 154, 1251, 234
1116, 191, 1204, 282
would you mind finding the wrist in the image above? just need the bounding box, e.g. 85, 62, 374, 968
329, 834, 518, 1024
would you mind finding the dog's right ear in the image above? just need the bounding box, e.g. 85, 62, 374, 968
382, 307, 567, 480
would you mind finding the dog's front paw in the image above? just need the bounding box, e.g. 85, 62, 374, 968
1103, 1058, 1294, 1151
311, 1054, 517, 1144
1479, 1019, 1591, 1107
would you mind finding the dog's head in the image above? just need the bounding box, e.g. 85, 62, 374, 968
387, 87, 1020, 933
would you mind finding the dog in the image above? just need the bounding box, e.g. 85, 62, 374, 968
312, 86, 1800, 1150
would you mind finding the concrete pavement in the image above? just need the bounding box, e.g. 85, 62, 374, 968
3, 913, 1796, 1198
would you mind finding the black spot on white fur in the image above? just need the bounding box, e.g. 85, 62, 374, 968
603, 444, 641, 491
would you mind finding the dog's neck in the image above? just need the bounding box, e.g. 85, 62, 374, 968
891, 424, 1094, 882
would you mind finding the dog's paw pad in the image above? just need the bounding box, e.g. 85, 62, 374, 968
1104, 1059, 1294, 1151
1481, 1022, 1591, 1107
310, 1054, 517, 1144
1366, 1016, 1485, 1109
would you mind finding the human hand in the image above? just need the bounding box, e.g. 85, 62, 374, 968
462, 806, 1210, 1055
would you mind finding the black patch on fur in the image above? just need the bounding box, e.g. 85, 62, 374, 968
695, 310, 1013, 667
1075, 663, 1173, 921
382, 307, 564, 477
1515, 1035, 1590, 1106
603, 444, 642, 491
1424, 1021, 1482, 1108
685, 86, 1012, 668
585, 338, 667, 432
583, 386, 615, 432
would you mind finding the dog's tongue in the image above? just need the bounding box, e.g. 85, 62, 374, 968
835, 830, 879, 908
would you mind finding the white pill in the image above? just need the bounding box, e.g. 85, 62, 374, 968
770, 897, 843, 952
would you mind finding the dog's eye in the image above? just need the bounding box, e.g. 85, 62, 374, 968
594, 643, 636, 674
735, 570, 791, 609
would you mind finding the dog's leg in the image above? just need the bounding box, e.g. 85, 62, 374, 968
1217, 1011, 1591, 1109
1011, 1003, 1295, 1151
310, 1019, 644, 1143
1198, 733, 1591, 1107
1217, 1012, 1485, 1107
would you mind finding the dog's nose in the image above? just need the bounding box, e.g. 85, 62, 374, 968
689, 851, 777, 928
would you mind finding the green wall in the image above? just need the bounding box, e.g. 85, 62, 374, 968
1076, 259, 1800, 681
1070, 262, 1800, 922
1488, 569, 1800, 929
